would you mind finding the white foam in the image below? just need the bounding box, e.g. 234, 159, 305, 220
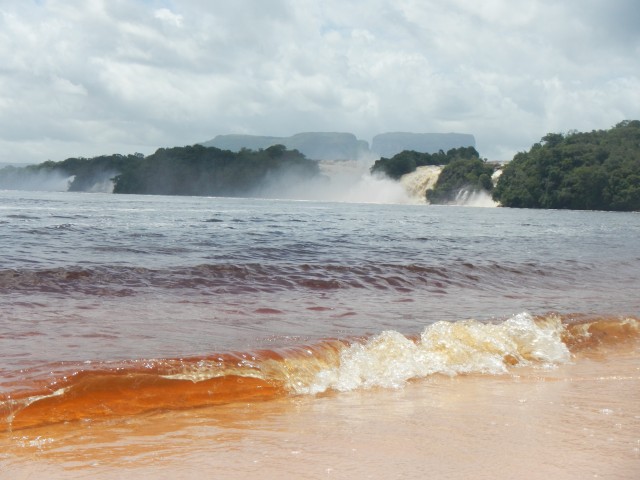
449, 188, 498, 207
296, 313, 570, 394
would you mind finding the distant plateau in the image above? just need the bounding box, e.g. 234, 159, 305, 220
201, 131, 476, 160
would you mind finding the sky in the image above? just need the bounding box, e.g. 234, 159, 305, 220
0, 0, 639, 164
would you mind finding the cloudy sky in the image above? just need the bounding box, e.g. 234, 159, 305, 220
1, 0, 638, 164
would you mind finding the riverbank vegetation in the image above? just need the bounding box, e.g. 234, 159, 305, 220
492, 121, 640, 211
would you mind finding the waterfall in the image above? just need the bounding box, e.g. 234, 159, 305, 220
399, 165, 498, 207
400, 166, 443, 204
292, 160, 498, 206
309, 160, 414, 204
449, 188, 498, 207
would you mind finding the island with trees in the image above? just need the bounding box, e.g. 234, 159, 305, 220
111, 144, 320, 196
0, 144, 322, 197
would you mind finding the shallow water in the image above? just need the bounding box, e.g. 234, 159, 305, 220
2, 348, 638, 479
1, 190, 639, 477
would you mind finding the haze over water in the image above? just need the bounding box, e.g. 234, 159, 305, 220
1, 190, 639, 478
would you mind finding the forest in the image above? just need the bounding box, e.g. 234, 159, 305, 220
111, 144, 320, 196
492, 120, 640, 211
370, 146, 480, 180
0, 144, 322, 197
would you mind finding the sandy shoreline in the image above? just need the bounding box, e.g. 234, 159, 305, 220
2, 347, 638, 480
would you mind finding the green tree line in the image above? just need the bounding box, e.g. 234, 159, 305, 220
492, 121, 640, 211
370, 146, 480, 179
0, 145, 321, 197
112, 144, 319, 196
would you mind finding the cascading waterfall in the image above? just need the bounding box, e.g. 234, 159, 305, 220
315, 161, 498, 206
449, 188, 498, 207
397, 165, 500, 207
400, 166, 442, 204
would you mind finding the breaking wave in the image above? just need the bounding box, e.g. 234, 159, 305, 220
2, 313, 637, 431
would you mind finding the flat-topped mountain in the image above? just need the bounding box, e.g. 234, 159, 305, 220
202, 132, 369, 161
371, 132, 476, 158
202, 131, 476, 160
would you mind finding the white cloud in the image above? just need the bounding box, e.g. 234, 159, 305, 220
154, 8, 183, 27
0, 0, 638, 164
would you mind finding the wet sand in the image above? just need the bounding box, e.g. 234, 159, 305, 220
2, 347, 638, 480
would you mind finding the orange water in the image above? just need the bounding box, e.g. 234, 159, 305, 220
2, 329, 639, 479
2, 316, 635, 431
2, 356, 638, 479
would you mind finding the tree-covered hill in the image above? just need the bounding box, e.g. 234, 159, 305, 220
370, 146, 480, 180
112, 144, 320, 196
493, 121, 640, 211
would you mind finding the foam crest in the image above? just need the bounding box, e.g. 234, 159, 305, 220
2, 314, 637, 430
421, 313, 570, 371
298, 313, 570, 394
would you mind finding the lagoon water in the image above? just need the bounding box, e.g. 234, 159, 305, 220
1, 190, 639, 478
